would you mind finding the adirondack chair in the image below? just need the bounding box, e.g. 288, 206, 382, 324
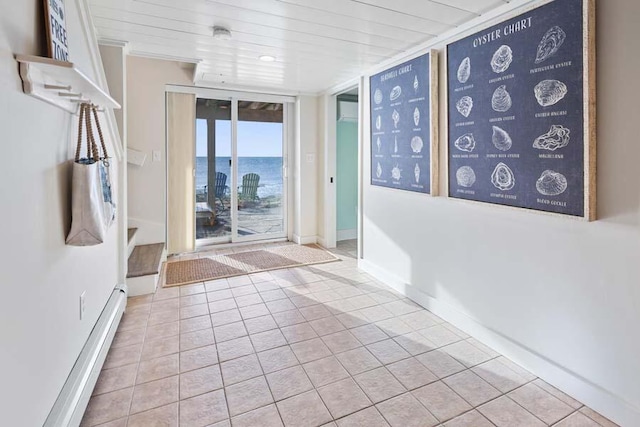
238, 173, 260, 206
214, 172, 229, 209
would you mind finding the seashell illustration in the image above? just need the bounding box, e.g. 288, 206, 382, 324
456, 96, 473, 118
536, 170, 568, 196
374, 89, 383, 105
394, 137, 398, 153
376, 162, 382, 178
533, 125, 571, 151
491, 85, 512, 113
456, 166, 476, 188
413, 107, 420, 126
391, 164, 402, 181
534, 80, 568, 107
492, 126, 512, 151
390, 86, 402, 101
376, 137, 381, 153
392, 109, 400, 128
491, 45, 513, 73
411, 136, 424, 154
413, 75, 419, 93
491, 163, 515, 191
414, 164, 420, 183
375, 115, 381, 131
457, 57, 471, 84
535, 26, 566, 64
454, 133, 476, 153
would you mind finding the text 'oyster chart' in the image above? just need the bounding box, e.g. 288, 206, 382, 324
370, 52, 433, 194
447, 0, 588, 217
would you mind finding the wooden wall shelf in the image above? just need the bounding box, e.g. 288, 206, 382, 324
15, 54, 121, 114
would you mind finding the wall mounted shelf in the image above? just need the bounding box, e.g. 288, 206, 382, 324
15, 54, 121, 114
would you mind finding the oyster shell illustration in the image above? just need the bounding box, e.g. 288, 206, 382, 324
390, 86, 402, 101
413, 75, 419, 93
535, 26, 567, 64
391, 164, 402, 181
491, 163, 515, 191
375, 115, 381, 131
411, 136, 424, 154
456, 96, 473, 118
392, 109, 400, 128
454, 133, 476, 153
374, 89, 383, 105
457, 57, 471, 84
376, 137, 381, 153
414, 163, 420, 183
491, 45, 513, 73
536, 170, 568, 196
376, 162, 382, 178
533, 125, 571, 151
413, 107, 420, 126
534, 79, 567, 107
491, 85, 512, 112
492, 126, 512, 151
456, 166, 476, 188
394, 137, 398, 153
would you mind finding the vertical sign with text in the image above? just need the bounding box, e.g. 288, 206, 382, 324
45, 0, 69, 61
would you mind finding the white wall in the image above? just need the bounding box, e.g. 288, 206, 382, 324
359, 1, 640, 425
126, 57, 192, 244
0, 1, 121, 425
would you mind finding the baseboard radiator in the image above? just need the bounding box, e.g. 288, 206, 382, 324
44, 284, 128, 427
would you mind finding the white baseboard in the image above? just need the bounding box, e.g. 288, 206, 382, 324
337, 228, 357, 241
317, 237, 327, 248
128, 217, 165, 246
358, 259, 639, 427
293, 234, 318, 245
126, 274, 158, 296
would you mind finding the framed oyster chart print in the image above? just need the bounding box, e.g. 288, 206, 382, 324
370, 51, 438, 195
446, 0, 596, 220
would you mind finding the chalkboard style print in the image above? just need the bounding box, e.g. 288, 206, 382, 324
455, 134, 476, 153
491, 163, 516, 191
456, 166, 476, 188
491, 45, 514, 73
537, 170, 568, 196
370, 51, 438, 194
492, 126, 513, 151
457, 57, 471, 83
534, 125, 571, 150
491, 85, 513, 112
456, 96, 474, 117
534, 79, 568, 106
536, 26, 567, 63
447, 0, 595, 219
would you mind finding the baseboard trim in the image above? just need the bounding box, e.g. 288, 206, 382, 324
44, 284, 128, 427
337, 229, 357, 241
358, 259, 639, 427
292, 234, 318, 245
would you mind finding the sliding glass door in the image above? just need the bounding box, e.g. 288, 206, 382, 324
195, 96, 287, 245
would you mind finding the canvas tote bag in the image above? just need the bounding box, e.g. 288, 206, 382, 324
66, 104, 116, 246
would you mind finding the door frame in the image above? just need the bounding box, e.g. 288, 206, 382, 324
166, 85, 295, 248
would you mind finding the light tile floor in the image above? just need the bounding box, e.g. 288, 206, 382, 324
82, 240, 618, 427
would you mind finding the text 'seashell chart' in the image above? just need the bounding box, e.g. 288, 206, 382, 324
447, 0, 592, 217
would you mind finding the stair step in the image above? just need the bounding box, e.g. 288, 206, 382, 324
127, 243, 165, 278
127, 228, 138, 244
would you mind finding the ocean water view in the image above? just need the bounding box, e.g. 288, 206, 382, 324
196, 156, 283, 198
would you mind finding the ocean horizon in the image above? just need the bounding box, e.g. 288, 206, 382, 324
196, 156, 283, 198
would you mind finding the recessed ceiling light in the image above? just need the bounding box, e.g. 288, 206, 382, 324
213, 26, 232, 40
259, 55, 276, 62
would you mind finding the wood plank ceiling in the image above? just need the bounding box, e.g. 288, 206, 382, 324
89, 0, 510, 93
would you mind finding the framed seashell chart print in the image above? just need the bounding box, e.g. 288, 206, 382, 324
370, 51, 439, 195
446, 0, 596, 220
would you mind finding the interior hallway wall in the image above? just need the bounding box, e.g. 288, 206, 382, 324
359, 1, 640, 425
0, 1, 121, 425
336, 119, 358, 239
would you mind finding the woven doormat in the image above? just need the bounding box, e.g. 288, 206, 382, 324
164, 244, 339, 287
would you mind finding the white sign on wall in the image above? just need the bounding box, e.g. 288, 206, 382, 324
44, 0, 69, 61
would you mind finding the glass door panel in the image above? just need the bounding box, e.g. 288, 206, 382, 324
195, 98, 232, 243
236, 101, 285, 240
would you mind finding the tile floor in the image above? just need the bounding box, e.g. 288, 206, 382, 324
81, 240, 618, 427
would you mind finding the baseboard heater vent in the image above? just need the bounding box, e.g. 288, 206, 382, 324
44, 284, 128, 427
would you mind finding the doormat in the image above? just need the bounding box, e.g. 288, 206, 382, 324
164, 244, 340, 287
